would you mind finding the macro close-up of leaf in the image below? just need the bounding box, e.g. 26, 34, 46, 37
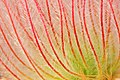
0, 0, 120, 80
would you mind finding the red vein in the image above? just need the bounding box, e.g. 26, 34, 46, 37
45, 0, 60, 48
105, 11, 111, 48
0, 47, 20, 80
100, 0, 106, 59
83, 0, 101, 70
57, 0, 71, 68
11, 4, 37, 47
16, 11, 37, 47
88, 0, 99, 44
0, 59, 20, 80
109, 0, 120, 43
14, 1, 59, 67
63, 2, 78, 61
77, 0, 89, 56
50, 2, 60, 19
1, 4, 53, 78
33, 26, 60, 66
108, 0, 120, 64
0, 14, 13, 38
3, 11, 59, 78
0, 25, 33, 72
72, 0, 87, 67
24, 0, 67, 79
40, 39, 59, 65
3, 1, 45, 79
92, 0, 100, 29
34, 0, 86, 79
34, 1, 61, 41
32, 58, 59, 79
13, 2, 62, 78
0, 45, 33, 80
64, 8, 73, 30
